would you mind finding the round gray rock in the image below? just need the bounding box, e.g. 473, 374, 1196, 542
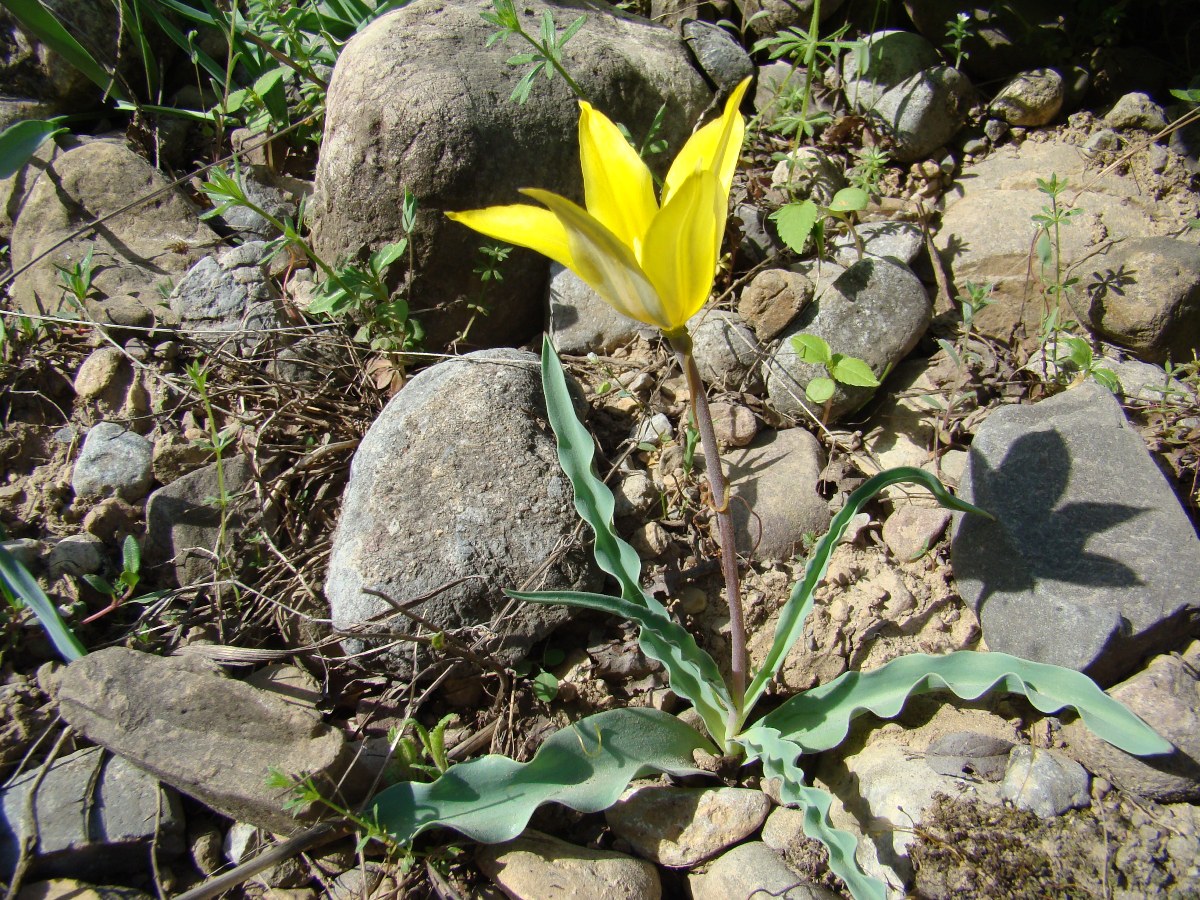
989, 68, 1065, 127
72, 422, 154, 503
1000, 746, 1090, 818
843, 30, 940, 113
689, 311, 763, 392
870, 65, 974, 163
766, 258, 931, 422
326, 349, 599, 675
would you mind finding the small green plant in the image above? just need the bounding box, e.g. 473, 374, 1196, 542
1051, 336, 1122, 393
80, 534, 157, 624
514, 647, 564, 703
956, 279, 995, 337
753, 0, 856, 142
847, 146, 890, 197
455, 242, 511, 346
1032, 173, 1082, 345
789, 333, 881, 414
482, 0, 588, 104
267, 768, 397, 855
55, 246, 98, 307
943, 12, 974, 69
388, 714, 456, 781
771, 186, 870, 260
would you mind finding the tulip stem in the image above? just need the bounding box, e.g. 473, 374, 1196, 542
669, 332, 746, 721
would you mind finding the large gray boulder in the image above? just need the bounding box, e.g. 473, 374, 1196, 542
310, 0, 710, 348
765, 257, 931, 422
9, 140, 217, 322
326, 349, 599, 676
952, 383, 1200, 685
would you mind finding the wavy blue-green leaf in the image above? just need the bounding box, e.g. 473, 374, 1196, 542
371, 707, 715, 843
0, 544, 86, 662
737, 727, 885, 900
0, 119, 64, 179
510, 589, 733, 743
744, 467, 991, 713
758, 650, 1173, 757
4, 0, 128, 101
541, 337, 663, 614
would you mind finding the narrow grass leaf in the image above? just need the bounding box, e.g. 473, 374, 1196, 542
759, 650, 1173, 757
371, 707, 714, 843
0, 544, 86, 662
744, 467, 990, 712
5, 0, 128, 101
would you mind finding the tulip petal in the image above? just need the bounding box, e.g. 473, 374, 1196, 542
641, 169, 724, 328
578, 102, 658, 254
522, 188, 668, 328
446, 205, 575, 271
663, 77, 750, 205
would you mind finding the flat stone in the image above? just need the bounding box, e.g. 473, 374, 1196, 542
476, 829, 661, 899
606, 785, 770, 868
831, 220, 924, 267
51, 647, 360, 834
1000, 746, 1090, 818
883, 505, 951, 562
1062, 642, 1200, 802
71, 423, 153, 503
690, 840, 840, 900
14, 880, 151, 900
952, 383, 1200, 684
0, 746, 184, 881
170, 242, 284, 354
724, 428, 829, 562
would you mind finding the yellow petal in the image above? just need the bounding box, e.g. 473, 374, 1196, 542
578, 101, 658, 254
663, 77, 750, 205
446, 205, 575, 270
641, 169, 724, 328
521, 188, 668, 328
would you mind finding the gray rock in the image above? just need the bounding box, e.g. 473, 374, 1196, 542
690, 841, 840, 900
1082, 128, 1122, 158
1104, 92, 1169, 132
952, 383, 1200, 684
71, 423, 153, 503
765, 258, 931, 422
771, 148, 847, 207
170, 242, 284, 354
682, 19, 754, 94
0, 746, 184, 881
742, 0, 844, 43
9, 140, 217, 320
548, 263, 655, 355
735, 200, 785, 262
1081, 237, 1200, 364
212, 169, 297, 240
870, 66, 973, 163
1062, 643, 1200, 802
143, 455, 254, 588
754, 60, 798, 127
738, 269, 813, 341
2, 539, 43, 570
47, 534, 105, 579
326, 350, 598, 676
689, 311, 763, 392
709, 400, 758, 447
614, 471, 659, 519
882, 505, 951, 562
1104, 356, 1195, 405
902, 0, 1063, 82
724, 427, 829, 562
310, 0, 709, 348
843, 30, 941, 113
989, 68, 1065, 127
1000, 745, 1090, 818
477, 829, 661, 899
52, 647, 360, 834
924, 731, 1014, 781
831, 220, 924, 268
606, 784, 770, 867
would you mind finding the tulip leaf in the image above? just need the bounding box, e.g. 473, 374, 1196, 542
370, 707, 714, 843
509, 589, 733, 743
0, 119, 65, 180
757, 650, 1173, 758
0, 543, 86, 662
737, 727, 886, 900
540, 338, 662, 613
744, 467, 991, 712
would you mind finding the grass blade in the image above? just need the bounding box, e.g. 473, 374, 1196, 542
4, 0, 128, 101
0, 543, 86, 662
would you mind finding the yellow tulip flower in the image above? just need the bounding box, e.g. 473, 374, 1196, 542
446, 78, 750, 337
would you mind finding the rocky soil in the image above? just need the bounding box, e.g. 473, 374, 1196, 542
1, 0, 1199, 897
